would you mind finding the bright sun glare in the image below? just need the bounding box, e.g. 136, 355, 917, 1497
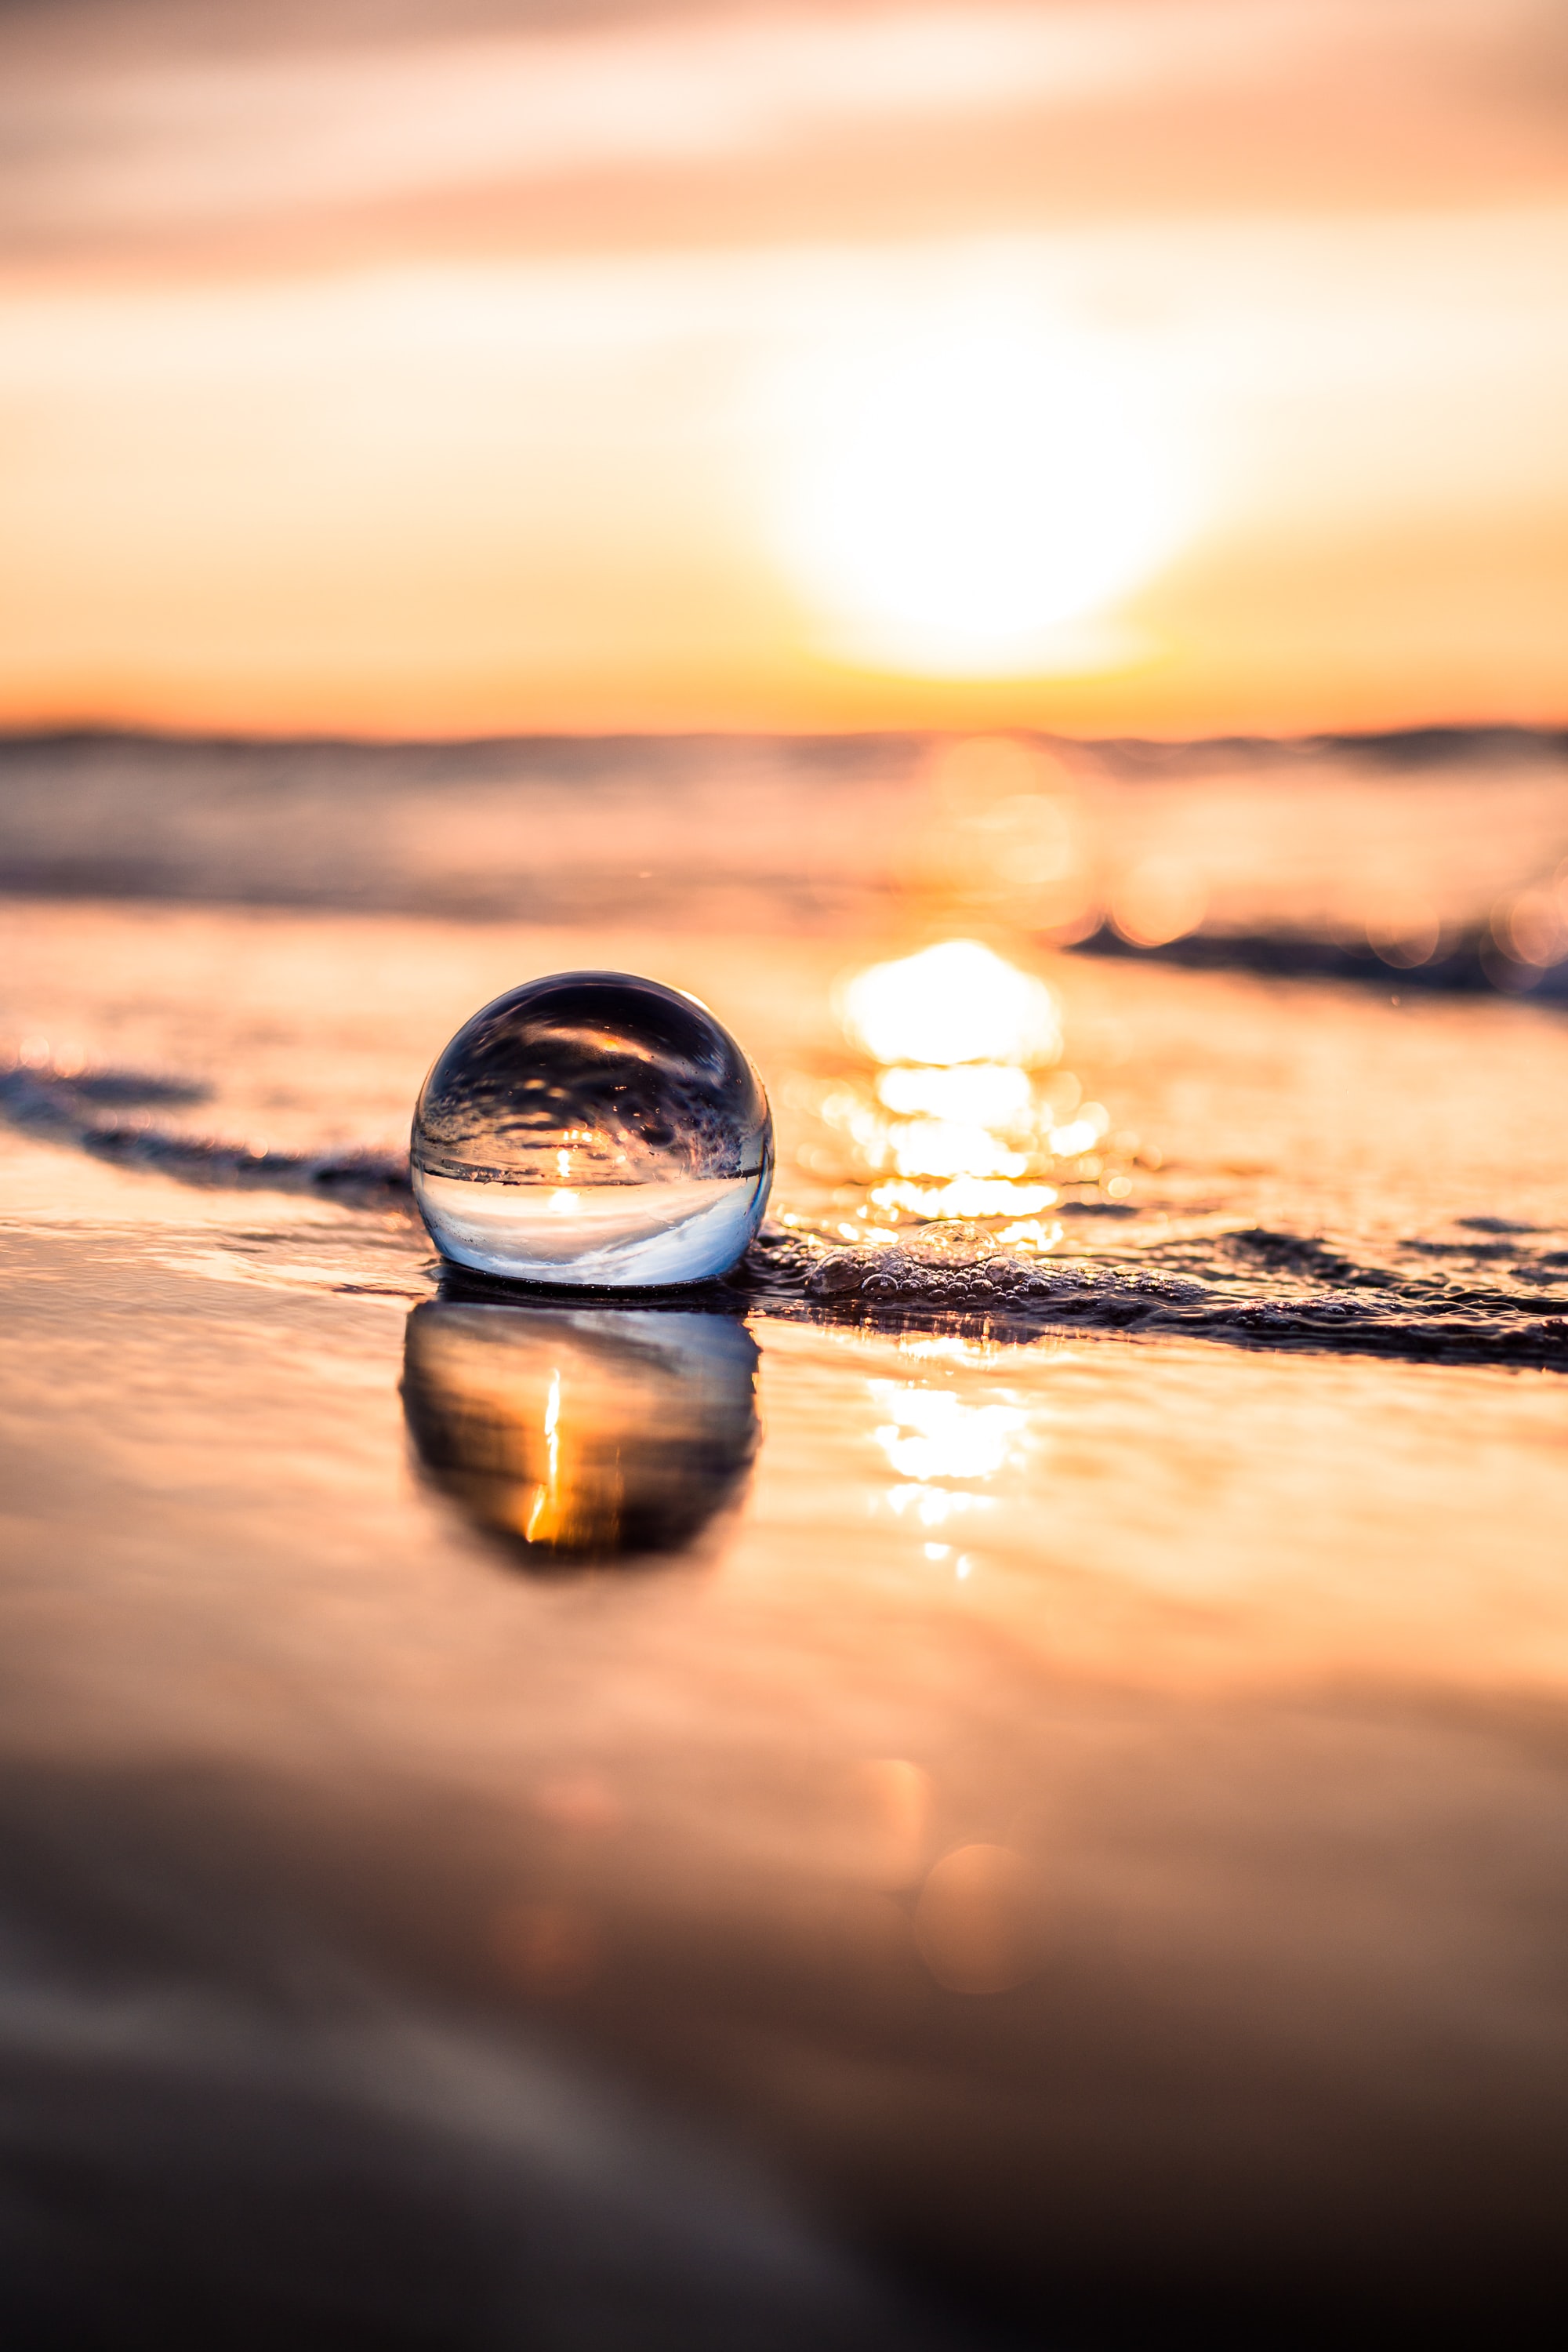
837, 939, 1060, 1067
773, 315, 1194, 678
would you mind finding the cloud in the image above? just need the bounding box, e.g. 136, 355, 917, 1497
2, 0, 1550, 234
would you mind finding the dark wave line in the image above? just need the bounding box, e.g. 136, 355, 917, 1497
791, 1248, 1568, 1365
736, 1236, 1568, 1368
9, 1059, 1568, 1370
0, 1061, 411, 1209
1069, 921, 1568, 1000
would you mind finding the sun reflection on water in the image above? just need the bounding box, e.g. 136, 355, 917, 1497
808, 938, 1126, 1224
838, 940, 1061, 1069
869, 1363, 1034, 1560
870, 1381, 1027, 1484
868, 1177, 1059, 1220
887, 1485, 991, 1531
875, 1062, 1033, 1123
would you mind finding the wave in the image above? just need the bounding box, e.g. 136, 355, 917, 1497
758, 1232, 1568, 1366
1071, 919, 1568, 1000
0, 1058, 410, 1208
9, 1057, 1568, 1370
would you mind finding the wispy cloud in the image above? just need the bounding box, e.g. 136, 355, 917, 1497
2, 0, 1551, 234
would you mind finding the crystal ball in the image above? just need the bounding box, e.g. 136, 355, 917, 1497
410, 971, 773, 1286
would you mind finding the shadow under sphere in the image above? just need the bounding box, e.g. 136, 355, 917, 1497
401, 1300, 760, 1569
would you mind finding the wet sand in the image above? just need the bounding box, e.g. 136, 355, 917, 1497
4, 739, 1568, 2342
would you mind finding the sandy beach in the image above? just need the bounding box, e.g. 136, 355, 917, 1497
3, 728, 1568, 2340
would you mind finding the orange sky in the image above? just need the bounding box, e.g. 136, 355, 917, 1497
1, 0, 1566, 737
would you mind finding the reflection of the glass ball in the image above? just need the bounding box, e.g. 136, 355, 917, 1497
401, 1300, 760, 1567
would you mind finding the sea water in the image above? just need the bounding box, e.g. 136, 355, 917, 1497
3, 727, 1568, 2343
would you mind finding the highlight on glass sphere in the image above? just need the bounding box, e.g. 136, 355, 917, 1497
410, 971, 773, 1286
402, 1300, 760, 1567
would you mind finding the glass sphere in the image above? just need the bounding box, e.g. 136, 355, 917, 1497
402, 1300, 760, 1565
411, 971, 772, 1286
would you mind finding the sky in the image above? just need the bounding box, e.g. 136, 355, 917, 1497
1, 0, 1566, 738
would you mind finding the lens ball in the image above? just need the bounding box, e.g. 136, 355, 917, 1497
411, 971, 773, 1286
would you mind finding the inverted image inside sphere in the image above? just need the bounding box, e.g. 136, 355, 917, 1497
409, 973, 775, 1287
412, 973, 771, 1185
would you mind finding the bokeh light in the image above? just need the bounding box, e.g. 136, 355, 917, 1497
913, 1845, 1044, 1996
1109, 858, 1208, 948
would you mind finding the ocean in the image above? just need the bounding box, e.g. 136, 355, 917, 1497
3, 724, 1568, 2344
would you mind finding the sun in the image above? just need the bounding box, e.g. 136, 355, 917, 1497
769, 313, 1195, 679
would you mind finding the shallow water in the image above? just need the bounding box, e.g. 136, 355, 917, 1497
3, 732, 1568, 2343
